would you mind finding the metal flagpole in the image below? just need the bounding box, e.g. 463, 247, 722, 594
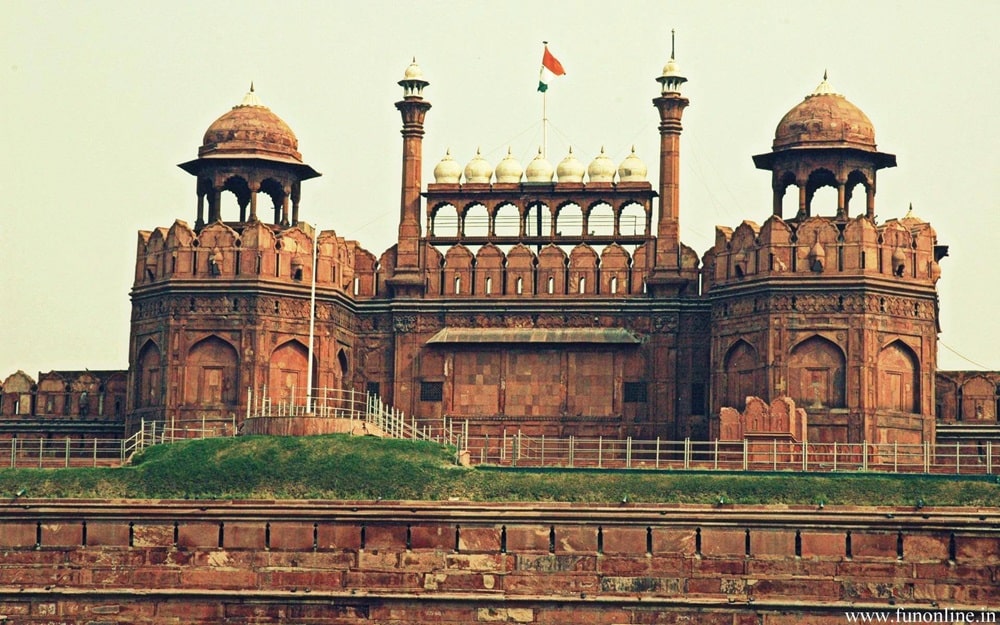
542, 41, 548, 158
305, 224, 318, 413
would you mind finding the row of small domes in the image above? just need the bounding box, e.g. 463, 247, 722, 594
433, 146, 648, 185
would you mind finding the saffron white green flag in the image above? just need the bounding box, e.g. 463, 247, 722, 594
537, 45, 566, 92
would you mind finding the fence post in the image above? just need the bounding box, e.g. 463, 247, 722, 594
93, 437, 98, 467
65, 437, 70, 468
893, 441, 898, 473
626, 437, 632, 469
120, 438, 125, 464
924, 441, 931, 473
773, 439, 778, 471
39, 438, 44, 469
802, 439, 808, 472
501, 429, 507, 463
714, 439, 719, 470
10, 438, 15, 468
541, 435, 545, 466
683, 438, 690, 470
833, 441, 838, 472
742, 438, 748, 471
655, 437, 660, 470
569, 435, 574, 468
598, 436, 603, 468
484, 433, 490, 464
862, 441, 868, 472
956, 442, 960, 475
516, 430, 522, 466
246, 387, 252, 422
988, 441, 993, 475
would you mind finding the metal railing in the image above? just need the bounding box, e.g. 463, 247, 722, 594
245, 386, 465, 450
461, 431, 998, 475
2, 436, 130, 469
6, 389, 998, 476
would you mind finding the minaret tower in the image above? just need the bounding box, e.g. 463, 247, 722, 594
648, 30, 690, 295
387, 59, 432, 297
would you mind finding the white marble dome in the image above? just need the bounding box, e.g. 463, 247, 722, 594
463, 148, 494, 184
587, 147, 616, 183
556, 147, 585, 183
433, 149, 462, 184
617, 146, 647, 182
494, 147, 523, 183
525, 148, 554, 183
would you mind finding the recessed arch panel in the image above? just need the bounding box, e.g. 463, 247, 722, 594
877, 340, 920, 413
788, 335, 846, 408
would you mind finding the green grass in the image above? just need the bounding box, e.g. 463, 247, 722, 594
0, 434, 997, 506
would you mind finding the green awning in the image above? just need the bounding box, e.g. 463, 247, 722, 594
426, 327, 642, 345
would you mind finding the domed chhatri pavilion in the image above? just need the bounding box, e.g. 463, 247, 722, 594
6, 51, 995, 448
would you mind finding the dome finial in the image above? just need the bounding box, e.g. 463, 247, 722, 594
239, 83, 262, 107
657, 30, 687, 94
823, 69, 828, 81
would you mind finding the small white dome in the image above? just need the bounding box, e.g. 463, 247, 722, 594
587, 147, 616, 183
403, 57, 424, 80
494, 147, 523, 183
433, 148, 462, 184
617, 146, 647, 182
556, 147, 585, 183
463, 148, 494, 184
525, 147, 554, 183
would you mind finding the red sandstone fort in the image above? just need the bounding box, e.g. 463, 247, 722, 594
2, 49, 997, 450
0, 45, 999, 625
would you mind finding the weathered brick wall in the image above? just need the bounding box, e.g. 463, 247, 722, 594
0, 501, 997, 623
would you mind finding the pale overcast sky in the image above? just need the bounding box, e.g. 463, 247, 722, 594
1, 0, 997, 377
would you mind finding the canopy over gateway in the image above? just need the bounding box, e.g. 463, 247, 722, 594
426, 327, 642, 344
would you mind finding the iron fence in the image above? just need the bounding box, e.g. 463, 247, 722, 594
463, 431, 997, 475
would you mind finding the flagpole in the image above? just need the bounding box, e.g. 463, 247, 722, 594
305, 223, 318, 413
542, 90, 548, 159
542, 40, 548, 159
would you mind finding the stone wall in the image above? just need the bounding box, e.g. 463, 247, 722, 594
0, 500, 996, 623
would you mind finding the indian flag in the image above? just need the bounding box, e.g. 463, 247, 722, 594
537, 44, 566, 92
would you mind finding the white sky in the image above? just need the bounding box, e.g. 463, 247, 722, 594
1, 0, 997, 377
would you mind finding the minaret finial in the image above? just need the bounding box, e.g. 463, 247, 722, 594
671, 29, 676, 60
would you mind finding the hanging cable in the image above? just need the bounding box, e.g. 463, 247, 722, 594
939, 341, 991, 370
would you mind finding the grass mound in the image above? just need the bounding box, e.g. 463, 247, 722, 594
0, 435, 997, 506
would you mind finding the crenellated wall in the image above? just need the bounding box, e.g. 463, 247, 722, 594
134, 219, 378, 298
0, 500, 996, 623
703, 215, 943, 291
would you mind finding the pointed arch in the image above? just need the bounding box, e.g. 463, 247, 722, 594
877, 340, 920, 413
269, 340, 315, 406
723, 340, 762, 409
788, 335, 846, 409
135, 340, 163, 409
185, 336, 239, 406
